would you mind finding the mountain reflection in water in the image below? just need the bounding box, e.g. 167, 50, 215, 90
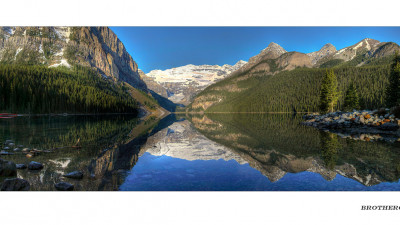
1, 113, 400, 191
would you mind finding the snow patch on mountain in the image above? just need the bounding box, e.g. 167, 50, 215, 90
14, 47, 23, 60
53, 27, 71, 42
49, 59, 71, 68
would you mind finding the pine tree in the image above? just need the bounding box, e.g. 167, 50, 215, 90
386, 52, 400, 108
319, 69, 339, 113
343, 83, 359, 111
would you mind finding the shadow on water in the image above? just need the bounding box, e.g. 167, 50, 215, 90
186, 113, 400, 187
0, 114, 178, 191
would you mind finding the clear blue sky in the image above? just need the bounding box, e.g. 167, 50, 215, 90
111, 27, 400, 73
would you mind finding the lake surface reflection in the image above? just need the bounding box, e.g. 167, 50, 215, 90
1, 113, 400, 191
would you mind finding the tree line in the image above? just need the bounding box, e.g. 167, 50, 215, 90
201, 64, 391, 113
0, 64, 138, 114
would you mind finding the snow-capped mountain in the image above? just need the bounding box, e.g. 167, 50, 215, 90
332, 38, 381, 61
144, 60, 247, 105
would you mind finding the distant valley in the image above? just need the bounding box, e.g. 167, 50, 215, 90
141, 61, 247, 105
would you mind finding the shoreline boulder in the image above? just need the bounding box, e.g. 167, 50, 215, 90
1, 178, 30, 191
28, 161, 43, 170
63, 171, 84, 179
16, 164, 27, 169
54, 182, 74, 191
0, 158, 17, 176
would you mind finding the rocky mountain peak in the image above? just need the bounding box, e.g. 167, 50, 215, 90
331, 38, 383, 62
235, 60, 247, 65
321, 43, 336, 50
247, 42, 287, 65
351, 38, 380, 51
307, 43, 337, 65
261, 42, 287, 56
232, 60, 247, 69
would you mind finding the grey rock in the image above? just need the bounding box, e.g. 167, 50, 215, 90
54, 182, 74, 191
0, 159, 17, 176
4, 140, 13, 145
63, 171, 83, 179
28, 161, 43, 170
1, 178, 30, 191
16, 164, 27, 169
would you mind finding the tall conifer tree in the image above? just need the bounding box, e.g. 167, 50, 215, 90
319, 69, 339, 113
343, 83, 359, 111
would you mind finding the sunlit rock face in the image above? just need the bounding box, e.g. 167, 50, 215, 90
0, 26, 146, 90
307, 43, 337, 65
142, 120, 247, 164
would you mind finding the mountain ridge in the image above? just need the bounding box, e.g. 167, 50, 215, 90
187, 38, 399, 112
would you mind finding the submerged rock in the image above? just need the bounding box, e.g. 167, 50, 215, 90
54, 182, 74, 191
16, 164, 27, 169
28, 161, 43, 170
63, 171, 84, 179
0, 158, 17, 176
1, 178, 30, 191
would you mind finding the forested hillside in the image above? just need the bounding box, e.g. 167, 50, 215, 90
187, 38, 399, 113
0, 65, 139, 114
188, 63, 391, 112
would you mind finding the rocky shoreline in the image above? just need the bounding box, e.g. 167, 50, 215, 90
1, 139, 82, 191
302, 110, 400, 142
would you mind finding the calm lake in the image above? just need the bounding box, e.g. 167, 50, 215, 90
1, 113, 400, 191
